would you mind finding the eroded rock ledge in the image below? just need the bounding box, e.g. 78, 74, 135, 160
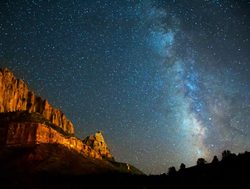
0, 68, 114, 160
0, 121, 102, 159
0, 68, 74, 134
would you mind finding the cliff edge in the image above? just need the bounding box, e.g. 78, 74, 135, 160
0, 68, 74, 134
0, 67, 114, 161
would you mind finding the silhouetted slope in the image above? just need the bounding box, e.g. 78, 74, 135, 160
0, 144, 144, 189
172, 151, 250, 178
0, 143, 143, 176
152, 151, 250, 188
1, 149, 250, 189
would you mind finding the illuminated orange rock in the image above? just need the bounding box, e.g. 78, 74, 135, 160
0, 68, 74, 134
0, 122, 102, 159
0, 68, 114, 161
83, 131, 114, 160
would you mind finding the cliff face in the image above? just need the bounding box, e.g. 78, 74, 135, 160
0, 122, 102, 159
83, 131, 114, 160
0, 68, 74, 134
0, 67, 144, 179
0, 67, 115, 161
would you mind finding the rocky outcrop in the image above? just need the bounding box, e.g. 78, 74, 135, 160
83, 131, 114, 160
0, 67, 115, 161
0, 121, 102, 159
0, 68, 74, 134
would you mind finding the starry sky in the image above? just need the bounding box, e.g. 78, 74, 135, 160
0, 0, 250, 174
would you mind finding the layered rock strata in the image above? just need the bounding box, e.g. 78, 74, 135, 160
0, 122, 102, 159
0, 67, 114, 160
0, 68, 74, 134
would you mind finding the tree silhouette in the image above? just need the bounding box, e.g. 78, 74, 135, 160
211, 155, 219, 164
222, 150, 232, 160
197, 158, 206, 166
180, 163, 186, 170
168, 166, 177, 175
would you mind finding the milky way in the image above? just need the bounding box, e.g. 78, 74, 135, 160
0, 0, 250, 174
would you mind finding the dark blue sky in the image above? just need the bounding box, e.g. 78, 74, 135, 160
0, 0, 250, 174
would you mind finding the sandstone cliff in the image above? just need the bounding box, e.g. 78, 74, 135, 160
0, 122, 102, 160
83, 131, 114, 160
0, 68, 74, 134
0, 68, 115, 161
0, 111, 103, 159
0, 67, 144, 179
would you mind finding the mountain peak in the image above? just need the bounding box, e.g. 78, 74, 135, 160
83, 131, 114, 160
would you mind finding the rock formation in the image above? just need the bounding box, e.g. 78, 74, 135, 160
0, 121, 102, 159
0, 68, 74, 134
83, 131, 114, 160
0, 67, 114, 160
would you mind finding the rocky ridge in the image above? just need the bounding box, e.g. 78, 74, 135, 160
0, 68, 113, 160
0, 68, 74, 134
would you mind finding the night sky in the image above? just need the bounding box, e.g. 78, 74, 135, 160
0, 0, 250, 174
